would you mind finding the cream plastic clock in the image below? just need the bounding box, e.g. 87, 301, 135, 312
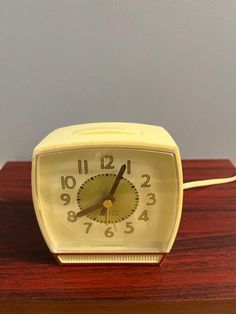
32, 122, 183, 264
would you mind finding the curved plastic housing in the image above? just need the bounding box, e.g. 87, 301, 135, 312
32, 122, 183, 264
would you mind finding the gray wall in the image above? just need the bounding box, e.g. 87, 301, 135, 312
1, 0, 236, 167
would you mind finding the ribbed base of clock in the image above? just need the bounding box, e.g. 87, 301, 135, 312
55, 253, 166, 264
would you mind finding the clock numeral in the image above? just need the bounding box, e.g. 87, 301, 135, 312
101, 155, 115, 169
126, 160, 131, 174
67, 211, 77, 223
101, 156, 132, 173
60, 193, 71, 205
147, 193, 156, 205
105, 226, 114, 238
78, 160, 88, 174
138, 210, 149, 222
84, 222, 92, 233
141, 174, 151, 187
124, 221, 134, 234
61, 176, 76, 189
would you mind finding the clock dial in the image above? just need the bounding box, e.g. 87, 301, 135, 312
35, 148, 180, 255
77, 173, 139, 223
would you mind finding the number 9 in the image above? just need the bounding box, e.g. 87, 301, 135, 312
60, 193, 71, 205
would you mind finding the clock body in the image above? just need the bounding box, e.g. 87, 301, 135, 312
32, 122, 183, 264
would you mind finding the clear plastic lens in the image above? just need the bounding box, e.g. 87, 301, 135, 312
34, 148, 181, 254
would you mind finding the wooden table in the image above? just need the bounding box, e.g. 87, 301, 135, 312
0, 160, 236, 313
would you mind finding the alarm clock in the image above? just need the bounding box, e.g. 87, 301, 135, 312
32, 122, 183, 264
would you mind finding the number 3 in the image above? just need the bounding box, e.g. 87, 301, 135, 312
146, 193, 156, 205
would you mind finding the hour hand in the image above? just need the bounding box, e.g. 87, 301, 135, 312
77, 202, 104, 218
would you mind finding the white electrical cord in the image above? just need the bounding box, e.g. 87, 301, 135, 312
183, 175, 236, 190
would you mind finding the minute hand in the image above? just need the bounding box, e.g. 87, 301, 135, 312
99, 164, 127, 216
108, 164, 127, 199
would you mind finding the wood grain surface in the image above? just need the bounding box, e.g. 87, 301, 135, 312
0, 160, 236, 313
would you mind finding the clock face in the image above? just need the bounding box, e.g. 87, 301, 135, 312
35, 148, 180, 254
77, 173, 139, 224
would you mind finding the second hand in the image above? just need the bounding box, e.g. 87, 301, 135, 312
103, 199, 117, 231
